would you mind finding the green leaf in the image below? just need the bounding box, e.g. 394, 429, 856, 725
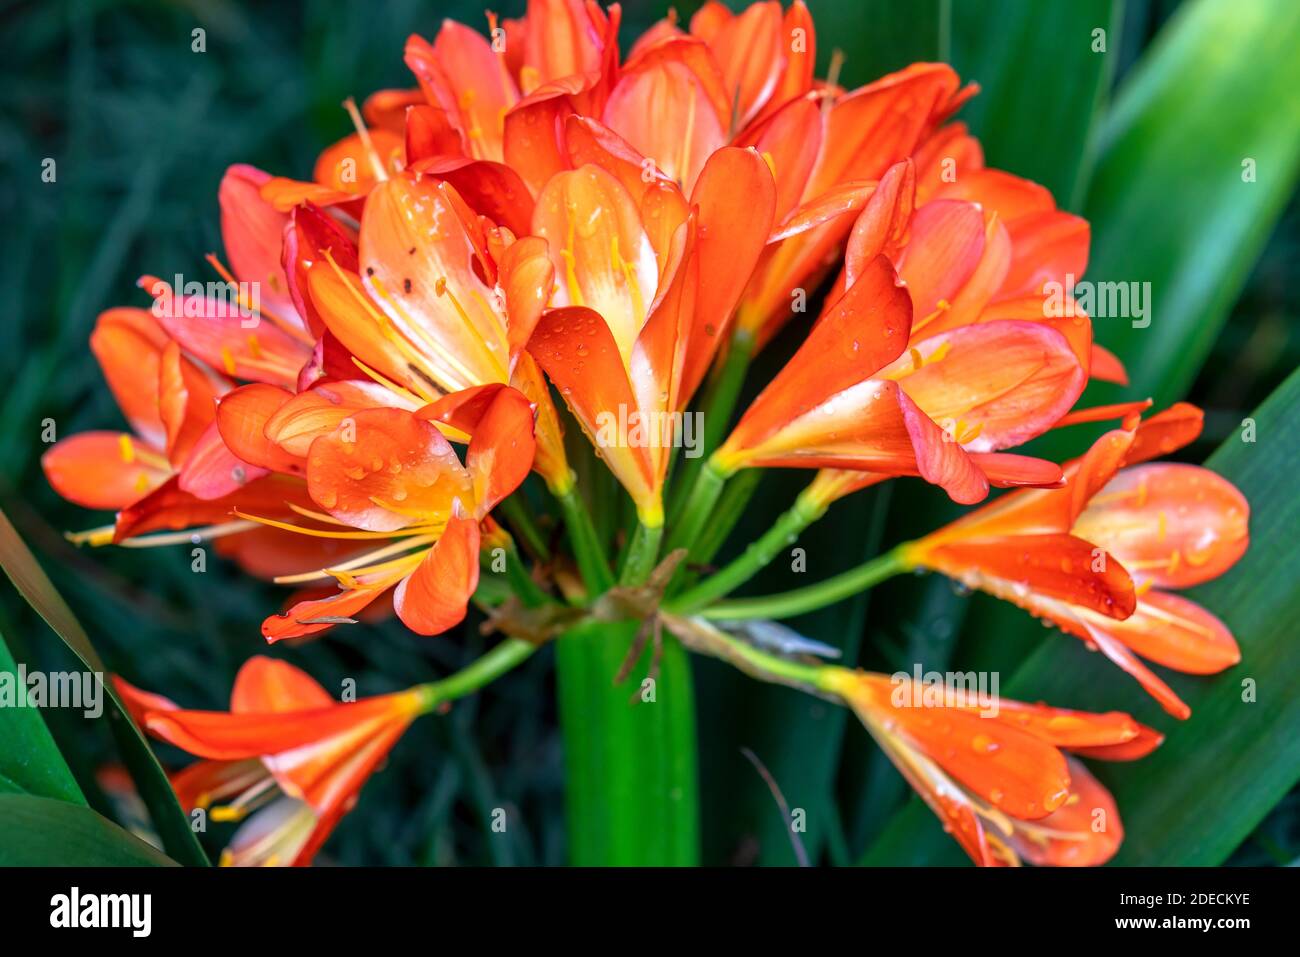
0, 628, 85, 804
0, 793, 177, 866
865, 366, 1300, 865
555, 619, 699, 864
1082, 0, 1300, 407
949, 0, 1121, 206
0, 508, 209, 866
806, 0, 949, 82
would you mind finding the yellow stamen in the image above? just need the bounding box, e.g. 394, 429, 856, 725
342, 96, 389, 183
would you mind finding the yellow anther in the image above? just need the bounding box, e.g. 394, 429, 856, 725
118, 434, 135, 463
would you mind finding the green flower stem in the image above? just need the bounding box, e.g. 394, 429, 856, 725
555, 483, 614, 597
667, 329, 754, 523
669, 488, 827, 614
499, 538, 550, 608
416, 638, 537, 713
664, 457, 729, 561
694, 467, 764, 567
497, 493, 550, 561
699, 545, 912, 622
665, 613, 829, 693
619, 519, 664, 586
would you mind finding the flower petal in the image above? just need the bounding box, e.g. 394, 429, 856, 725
394, 510, 480, 635
306, 407, 473, 533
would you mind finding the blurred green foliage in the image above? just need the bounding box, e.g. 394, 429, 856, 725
1, 0, 1296, 865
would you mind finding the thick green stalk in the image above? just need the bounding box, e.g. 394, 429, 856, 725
555, 483, 614, 597
669, 489, 826, 614
700, 545, 911, 621
555, 618, 699, 865
553, 486, 696, 865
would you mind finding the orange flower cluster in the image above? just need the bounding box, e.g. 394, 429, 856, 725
44, 2, 1247, 867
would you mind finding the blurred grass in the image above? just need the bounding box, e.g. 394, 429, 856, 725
0, 0, 1295, 865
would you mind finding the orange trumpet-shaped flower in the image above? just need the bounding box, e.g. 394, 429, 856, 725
116, 656, 426, 867
823, 668, 1160, 866
234, 383, 536, 640
282, 170, 570, 493
734, 62, 975, 346
903, 404, 1249, 718
713, 252, 1065, 505
526, 140, 776, 523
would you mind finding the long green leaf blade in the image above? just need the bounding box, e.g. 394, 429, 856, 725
0, 793, 177, 866
0, 509, 208, 865
0, 628, 86, 804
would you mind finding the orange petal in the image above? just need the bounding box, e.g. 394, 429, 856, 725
363, 88, 424, 133
264, 380, 409, 458
1009, 758, 1123, 867
896, 200, 987, 318
283, 203, 358, 340
808, 63, 961, 197
705, 0, 783, 128
360, 175, 510, 392
157, 340, 221, 467
721, 254, 911, 461
768, 179, 879, 243
882, 319, 1086, 453
1078, 617, 1192, 720
918, 533, 1137, 620
529, 306, 658, 513
215, 383, 306, 476
140, 275, 310, 388
842, 160, 915, 287
219, 164, 300, 324
113, 474, 312, 542
262, 571, 404, 643
1082, 590, 1241, 676
313, 128, 404, 196
405, 23, 518, 162
1070, 723, 1164, 761
983, 700, 1149, 751
863, 675, 1071, 819
523, 0, 606, 89
42, 432, 170, 510
531, 164, 660, 357
177, 421, 269, 500
420, 384, 537, 513
678, 147, 776, 404
1074, 463, 1249, 589
1089, 343, 1129, 385
602, 54, 727, 193
738, 95, 823, 220
393, 510, 480, 635
406, 155, 535, 238
1000, 210, 1089, 298
231, 656, 334, 713
934, 167, 1054, 221
306, 407, 473, 533
499, 235, 555, 361
1122, 402, 1204, 466
90, 307, 169, 446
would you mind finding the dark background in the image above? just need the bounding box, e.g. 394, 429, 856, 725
1, 0, 1295, 865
